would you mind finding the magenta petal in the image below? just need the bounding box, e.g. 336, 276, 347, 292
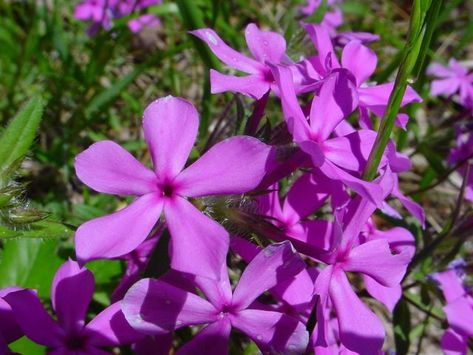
193, 262, 233, 309
244, 23, 286, 64
444, 297, 473, 337
283, 172, 329, 221
300, 140, 325, 167
210, 70, 270, 99
309, 70, 359, 141
51, 260, 94, 333
329, 269, 385, 354
441, 328, 467, 355
75, 194, 163, 263
122, 278, 218, 334
341, 41, 377, 85
133, 334, 173, 355
270, 64, 311, 142
0, 288, 22, 343
75, 141, 158, 196
231, 309, 309, 353
232, 241, 305, 310
432, 270, 466, 303
343, 238, 409, 287
363, 275, 401, 313
427, 62, 453, 78
431, 78, 460, 97
177, 319, 231, 355
304, 23, 340, 71
319, 159, 383, 206
323, 130, 382, 172
143, 96, 198, 179
3, 289, 64, 347
86, 302, 144, 346
165, 197, 229, 280
176, 136, 270, 197
191, 29, 265, 74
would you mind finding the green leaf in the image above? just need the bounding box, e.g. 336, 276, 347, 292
0, 220, 73, 239
9, 337, 45, 355
0, 96, 44, 186
393, 299, 411, 355
0, 238, 63, 298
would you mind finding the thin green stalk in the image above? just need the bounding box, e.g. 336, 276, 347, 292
362, 0, 439, 181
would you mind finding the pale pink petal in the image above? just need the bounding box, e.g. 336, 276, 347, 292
51, 260, 94, 333
122, 278, 218, 334
244, 23, 286, 64
75, 141, 158, 196
177, 319, 231, 355
143, 96, 198, 179
232, 241, 305, 310
210, 70, 270, 99
329, 269, 385, 354
165, 197, 229, 280
231, 309, 309, 353
75, 194, 163, 263
191, 29, 265, 74
176, 136, 271, 197
341, 41, 377, 85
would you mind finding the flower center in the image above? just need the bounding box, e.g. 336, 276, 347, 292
65, 334, 86, 350
161, 184, 174, 198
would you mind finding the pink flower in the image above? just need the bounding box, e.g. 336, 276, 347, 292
3, 260, 143, 353
191, 24, 291, 99
122, 241, 309, 354
0, 288, 23, 354
428, 59, 473, 111
74, 96, 271, 279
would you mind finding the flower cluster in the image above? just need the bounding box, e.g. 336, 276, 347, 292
74, 0, 161, 35
3, 8, 466, 355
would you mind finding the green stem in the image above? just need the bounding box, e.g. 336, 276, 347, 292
362, 0, 439, 181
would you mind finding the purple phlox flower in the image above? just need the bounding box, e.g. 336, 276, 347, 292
358, 218, 415, 312
448, 127, 473, 201
0, 288, 23, 354
311, 169, 411, 354
431, 264, 473, 355
230, 236, 319, 322
74, 0, 161, 35
3, 260, 143, 354
428, 59, 473, 111
74, 96, 271, 280
122, 241, 309, 354
304, 24, 421, 130
111, 227, 163, 302
191, 24, 307, 99
255, 172, 349, 256
272, 63, 399, 205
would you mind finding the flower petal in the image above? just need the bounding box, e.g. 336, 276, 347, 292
363, 275, 401, 313
3, 289, 64, 347
122, 278, 218, 334
232, 241, 305, 310
304, 23, 340, 72
309, 69, 359, 141
329, 269, 385, 354
342, 238, 410, 287
165, 197, 229, 280
341, 41, 377, 85
51, 260, 94, 333
244, 23, 286, 64
231, 309, 309, 354
441, 328, 467, 355
176, 136, 271, 197
75, 194, 163, 263
177, 319, 231, 355
143, 96, 198, 179
75, 141, 158, 196
0, 288, 22, 343
86, 302, 144, 347
444, 297, 473, 337
191, 29, 265, 74
210, 70, 270, 99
